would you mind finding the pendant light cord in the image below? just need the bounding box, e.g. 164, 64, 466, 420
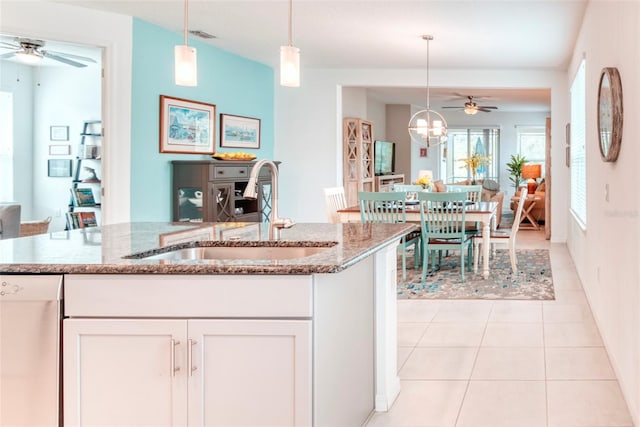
183, 0, 189, 46
424, 35, 433, 109
288, 0, 293, 47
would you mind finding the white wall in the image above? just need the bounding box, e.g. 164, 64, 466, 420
31, 66, 101, 231
277, 67, 569, 243
0, 62, 34, 217
567, 1, 640, 424
1, 0, 132, 225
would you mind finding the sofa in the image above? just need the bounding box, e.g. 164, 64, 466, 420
432, 179, 504, 228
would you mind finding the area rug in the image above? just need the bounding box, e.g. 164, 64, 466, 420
397, 249, 554, 300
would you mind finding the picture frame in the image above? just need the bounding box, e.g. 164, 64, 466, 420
419, 147, 428, 158
50, 125, 69, 141
159, 95, 216, 154
220, 114, 261, 149
47, 159, 72, 177
49, 144, 71, 156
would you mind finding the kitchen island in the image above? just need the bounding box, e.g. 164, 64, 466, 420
0, 221, 414, 427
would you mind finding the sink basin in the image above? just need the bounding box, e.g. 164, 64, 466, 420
138, 245, 332, 261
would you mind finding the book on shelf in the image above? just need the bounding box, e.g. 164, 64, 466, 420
71, 187, 96, 206
81, 144, 101, 159
79, 211, 97, 228
66, 211, 98, 229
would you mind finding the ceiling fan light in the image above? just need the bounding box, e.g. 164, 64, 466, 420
15, 51, 42, 65
280, 45, 300, 87
175, 45, 197, 86
464, 106, 478, 115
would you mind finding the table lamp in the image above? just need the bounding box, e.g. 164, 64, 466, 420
418, 170, 433, 179
521, 164, 542, 194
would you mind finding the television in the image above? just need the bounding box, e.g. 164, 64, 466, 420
374, 140, 395, 175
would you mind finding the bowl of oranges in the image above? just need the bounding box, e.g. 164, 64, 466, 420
212, 152, 257, 161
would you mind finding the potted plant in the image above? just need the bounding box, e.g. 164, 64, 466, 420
506, 154, 528, 189
459, 152, 491, 184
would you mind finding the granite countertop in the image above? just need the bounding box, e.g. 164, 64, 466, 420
0, 222, 415, 275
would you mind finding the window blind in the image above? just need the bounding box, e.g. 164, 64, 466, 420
570, 59, 587, 227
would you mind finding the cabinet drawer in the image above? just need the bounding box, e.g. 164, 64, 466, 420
210, 165, 248, 180
64, 274, 313, 318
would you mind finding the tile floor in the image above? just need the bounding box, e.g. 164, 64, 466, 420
366, 228, 634, 427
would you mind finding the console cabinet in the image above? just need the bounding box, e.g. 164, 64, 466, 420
375, 174, 405, 192
171, 161, 276, 223
343, 118, 375, 206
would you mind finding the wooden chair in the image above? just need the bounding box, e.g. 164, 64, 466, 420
358, 191, 420, 283
417, 191, 473, 282
323, 186, 347, 223
473, 188, 527, 274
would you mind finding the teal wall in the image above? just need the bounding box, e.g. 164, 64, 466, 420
130, 19, 274, 221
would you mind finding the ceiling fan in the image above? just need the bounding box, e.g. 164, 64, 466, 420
442, 96, 498, 115
0, 38, 97, 68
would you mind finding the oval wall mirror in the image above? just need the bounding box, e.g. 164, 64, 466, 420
597, 67, 623, 162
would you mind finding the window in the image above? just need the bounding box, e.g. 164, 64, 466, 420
570, 59, 586, 227
444, 128, 500, 183
0, 91, 13, 201
517, 126, 546, 174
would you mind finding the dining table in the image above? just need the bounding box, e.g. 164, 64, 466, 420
336, 201, 498, 279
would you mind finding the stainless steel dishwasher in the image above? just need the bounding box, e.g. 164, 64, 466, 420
0, 274, 62, 426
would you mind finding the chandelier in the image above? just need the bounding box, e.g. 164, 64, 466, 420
407, 35, 448, 148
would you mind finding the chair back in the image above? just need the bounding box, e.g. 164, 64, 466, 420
511, 188, 528, 237
446, 184, 483, 203
0, 203, 21, 239
417, 191, 467, 240
358, 191, 407, 224
323, 186, 347, 223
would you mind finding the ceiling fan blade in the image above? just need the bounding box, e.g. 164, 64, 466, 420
42, 51, 87, 67
479, 106, 498, 109
0, 52, 17, 59
46, 49, 96, 63
442, 106, 463, 109
477, 108, 494, 113
0, 42, 20, 49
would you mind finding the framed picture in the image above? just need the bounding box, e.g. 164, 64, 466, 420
49, 144, 71, 155
50, 126, 69, 141
419, 147, 428, 158
47, 159, 72, 177
220, 114, 261, 149
159, 95, 216, 154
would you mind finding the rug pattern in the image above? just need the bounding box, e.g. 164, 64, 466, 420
397, 249, 554, 300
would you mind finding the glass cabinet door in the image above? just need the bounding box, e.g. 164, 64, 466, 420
177, 187, 204, 222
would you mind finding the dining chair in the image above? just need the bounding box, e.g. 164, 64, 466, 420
446, 184, 483, 202
391, 184, 424, 193
323, 186, 347, 223
0, 203, 22, 240
358, 191, 420, 283
473, 188, 527, 274
417, 191, 473, 282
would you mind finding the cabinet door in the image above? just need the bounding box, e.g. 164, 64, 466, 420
64, 319, 187, 427
188, 319, 312, 427
210, 182, 234, 222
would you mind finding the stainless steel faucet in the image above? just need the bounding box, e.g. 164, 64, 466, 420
243, 159, 295, 229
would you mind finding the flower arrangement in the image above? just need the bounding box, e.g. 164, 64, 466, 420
459, 152, 491, 184
413, 175, 432, 189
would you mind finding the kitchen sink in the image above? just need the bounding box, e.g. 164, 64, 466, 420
129, 243, 335, 261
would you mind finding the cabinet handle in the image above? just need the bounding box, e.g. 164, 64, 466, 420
171, 339, 180, 375
188, 339, 197, 376
239, 170, 245, 174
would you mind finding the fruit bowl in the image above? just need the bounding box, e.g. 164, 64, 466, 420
212, 152, 257, 161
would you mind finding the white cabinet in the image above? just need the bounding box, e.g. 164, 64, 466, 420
63, 319, 187, 427
64, 318, 311, 427
63, 275, 312, 427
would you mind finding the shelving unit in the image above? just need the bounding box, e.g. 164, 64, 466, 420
375, 174, 405, 192
171, 160, 277, 223
343, 118, 375, 206
67, 120, 102, 229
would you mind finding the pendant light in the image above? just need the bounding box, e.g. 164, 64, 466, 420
280, 0, 300, 87
175, 0, 197, 86
408, 35, 448, 147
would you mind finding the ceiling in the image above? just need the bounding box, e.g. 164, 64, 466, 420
9, 0, 588, 112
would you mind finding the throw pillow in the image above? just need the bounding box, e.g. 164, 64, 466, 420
433, 180, 446, 192
537, 179, 546, 192
482, 179, 500, 192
